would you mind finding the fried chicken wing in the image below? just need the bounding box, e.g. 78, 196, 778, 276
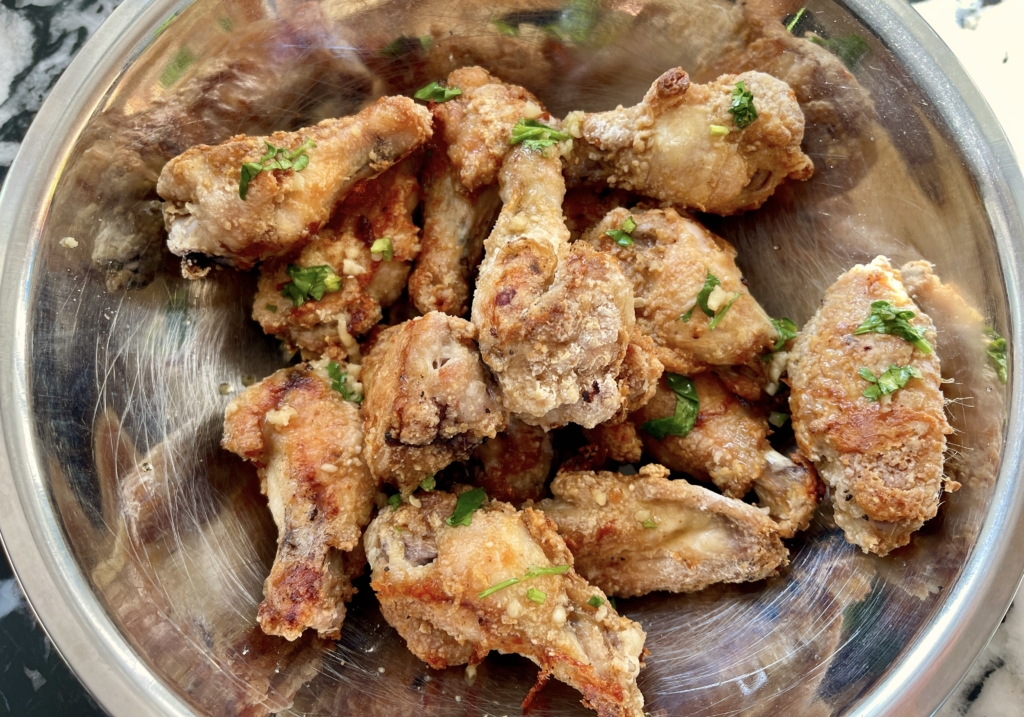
563, 68, 812, 215
754, 450, 823, 539
538, 465, 788, 597
253, 156, 422, 356
408, 140, 501, 316
472, 145, 635, 429
581, 207, 777, 381
158, 96, 432, 271
470, 417, 554, 505
221, 359, 375, 640
433, 66, 546, 191
787, 256, 952, 556
362, 312, 507, 495
364, 492, 648, 717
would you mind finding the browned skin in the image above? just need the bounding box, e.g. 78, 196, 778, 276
564, 68, 813, 215
433, 66, 546, 191
221, 360, 375, 640
788, 257, 952, 555
158, 96, 432, 270
472, 144, 635, 429
563, 186, 637, 242
581, 207, 777, 383
538, 465, 788, 597
364, 492, 648, 717
253, 156, 422, 356
361, 312, 507, 496
471, 417, 554, 505
408, 136, 501, 317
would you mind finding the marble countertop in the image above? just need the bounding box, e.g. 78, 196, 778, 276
0, 0, 1022, 715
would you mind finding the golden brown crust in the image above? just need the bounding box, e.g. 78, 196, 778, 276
564, 68, 813, 215
471, 418, 554, 505
222, 360, 375, 640
538, 465, 788, 597
788, 256, 952, 555
158, 96, 432, 270
364, 493, 647, 717
362, 312, 507, 495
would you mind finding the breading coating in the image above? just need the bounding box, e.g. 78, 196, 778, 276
364, 492, 647, 717
471, 417, 554, 505
158, 96, 432, 270
563, 68, 813, 215
362, 312, 507, 495
754, 450, 824, 539
788, 256, 952, 556
433, 66, 546, 191
538, 465, 788, 597
221, 360, 375, 640
253, 156, 422, 355
408, 139, 501, 316
472, 145, 635, 429
581, 207, 777, 379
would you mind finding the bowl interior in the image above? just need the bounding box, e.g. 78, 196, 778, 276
12, 0, 1015, 715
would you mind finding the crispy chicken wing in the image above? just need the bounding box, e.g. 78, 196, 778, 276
538, 465, 788, 597
788, 257, 952, 556
364, 492, 648, 717
362, 312, 507, 495
581, 207, 777, 382
432, 66, 547, 191
408, 139, 501, 316
470, 417, 554, 505
472, 145, 635, 429
563, 68, 812, 215
253, 156, 422, 356
158, 96, 432, 271
221, 359, 375, 640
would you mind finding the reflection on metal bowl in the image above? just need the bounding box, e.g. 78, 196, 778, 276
0, 0, 1022, 716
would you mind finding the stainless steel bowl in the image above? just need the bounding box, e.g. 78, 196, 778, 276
1, 0, 1023, 715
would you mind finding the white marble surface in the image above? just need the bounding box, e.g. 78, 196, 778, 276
0, 0, 1022, 715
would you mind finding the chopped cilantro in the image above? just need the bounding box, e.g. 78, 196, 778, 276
642, 373, 699, 440
379, 35, 432, 57
809, 33, 869, 72
770, 317, 799, 351
238, 138, 315, 200
984, 328, 1008, 384
387, 494, 402, 511
708, 291, 740, 330
604, 216, 637, 247
526, 587, 547, 604
281, 264, 341, 307
858, 364, 922, 401
478, 564, 570, 599
587, 595, 604, 608
509, 118, 571, 151
419, 474, 436, 492
326, 361, 362, 404
370, 237, 394, 261
785, 7, 807, 33
413, 81, 462, 103
641, 518, 657, 529
854, 300, 933, 354
768, 411, 789, 428
446, 487, 487, 527
265, 303, 277, 314
680, 270, 738, 330
728, 81, 758, 129
159, 47, 196, 88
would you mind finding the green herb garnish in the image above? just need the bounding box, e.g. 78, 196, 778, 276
281, 264, 341, 307
728, 81, 758, 129
326, 361, 362, 404
477, 564, 571, 599
420, 475, 436, 492
984, 328, 1008, 384
604, 216, 637, 247
770, 317, 799, 351
709, 124, 730, 136
238, 138, 315, 200
809, 33, 869, 72
641, 518, 657, 529
446, 487, 487, 527
642, 373, 699, 440
853, 300, 933, 354
380, 35, 432, 57
768, 411, 789, 428
413, 81, 462, 103
680, 270, 738, 330
492, 18, 520, 36
785, 7, 807, 33
509, 118, 571, 151
526, 588, 547, 604
587, 595, 604, 608
265, 303, 278, 313
858, 364, 922, 401
159, 47, 196, 88
370, 237, 394, 261
708, 291, 740, 330
388, 494, 402, 511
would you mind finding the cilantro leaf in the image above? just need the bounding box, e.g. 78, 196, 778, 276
728, 81, 758, 129
387, 494, 402, 511
642, 373, 699, 440
281, 264, 342, 307
707, 291, 740, 330
509, 118, 571, 151
419, 474, 436, 492
641, 518, 657, 529
477, 564, 570, 599
770, 317, 799, 351
853, 300, 933, 354
785, 7, 807, 33
238, 138, 315, 200
680, 270, 720, 322
984, 328, 1008, 384
446, 487, 487, 527
768, 411, 789, 428
526, 587, 547, 604
809, 33, 869, 72
587, 595, 604, 608
370, 237, 394, 261
414, 81, 462, 103
380, 35, 432, 57
326, 360, 362, 404
859, 364, 922, 401
604, 215, 637, 247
